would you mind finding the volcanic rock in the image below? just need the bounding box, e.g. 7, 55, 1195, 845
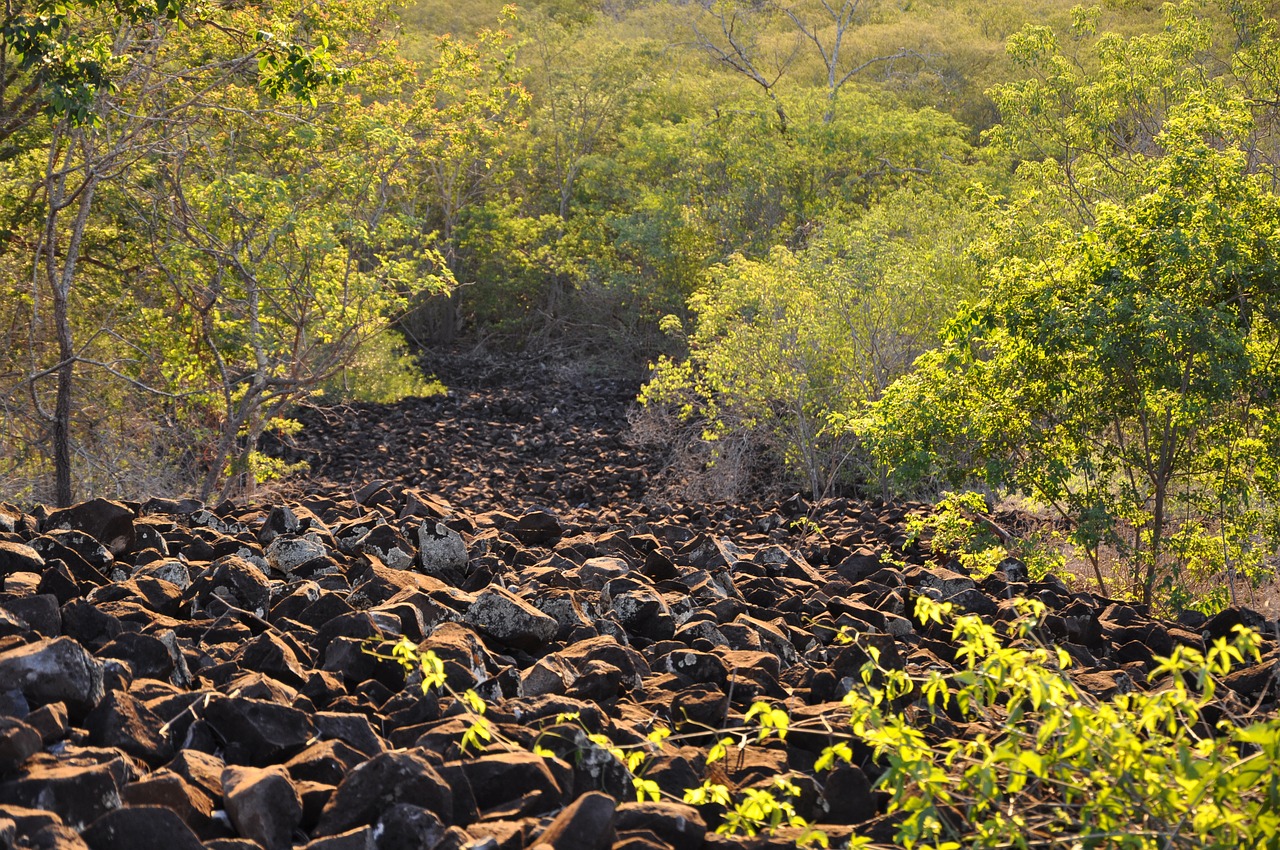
465, 586, 557, 649
534, 791, 617, 850
202, 697, 316, 766
119, 769, 216, 832
84, 690, 172, 765
80, 806, 205, 850
418, 522, 468, 581
0, 758, 123, 829
266, 534, 329, 574
45, 499, 136, 557
374, 803, 446, 850
439, 751, 567, 817
222, 764, 304, 850
0, 636, 104, 715
313, 750, 453, 836
0, 542, 44, 579
613, 802, 705, 850
0, 718, 40, 773
0, 353, 1277, 850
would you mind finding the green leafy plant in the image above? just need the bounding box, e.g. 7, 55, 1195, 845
372, 604, 1278, 850
868, 91, 1280, 608
837, 596, 1278, 849
905, 492, 1008, 578
642, 188, 982, 500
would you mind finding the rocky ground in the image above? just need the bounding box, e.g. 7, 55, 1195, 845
1, 353, 1278, 850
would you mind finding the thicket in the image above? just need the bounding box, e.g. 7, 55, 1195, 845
5, 0, 1280, 611
1, 0, 482, 503
637, 0, 1280, 612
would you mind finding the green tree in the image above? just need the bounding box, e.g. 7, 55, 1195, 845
399, 8, 529, 344
867, 99, 1280, 606
644, 188, 981, 498
137, 3, 458, 500
691, 0, 922, 128
2, 0, 344, 504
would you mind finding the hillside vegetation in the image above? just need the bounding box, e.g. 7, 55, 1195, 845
4, 0, 1280, 611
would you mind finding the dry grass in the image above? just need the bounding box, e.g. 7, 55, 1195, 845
993, 493, 1280, 618
627, 402, 790, 505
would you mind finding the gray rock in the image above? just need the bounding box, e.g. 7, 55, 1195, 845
915, 566, 977, 598
530, 590, 592, 639
576, 557, 630, 590
313, 711, 386, 757
0, 637, 104, 714
465, 587, 558, 649
521, 656, 576, 697
185, 555, 271, 619
84, 691, 172, 765
36, 529, 114, 570
353, 525, 416, 571
135, 558, 191, 590
417, 523, 468, 579
0, 595, 60, 637
266, 534, 328, 574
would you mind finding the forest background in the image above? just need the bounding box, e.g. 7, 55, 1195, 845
4, 0, 1280, 612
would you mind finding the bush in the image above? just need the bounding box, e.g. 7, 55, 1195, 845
642, 189, 980, 499
842, 597, 1278, 848
317, 330, 446, 404
865, 100, 1280, 609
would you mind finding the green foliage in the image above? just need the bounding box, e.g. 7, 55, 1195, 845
867, 93, 1280, 606
318, 331, 446, 404
905, 492, 1009, 578
718, 778, 822, 843
838, 596, 1280, 849
642, 187, 982, 498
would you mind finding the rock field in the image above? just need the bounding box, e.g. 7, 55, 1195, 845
1, 354, 1277, 850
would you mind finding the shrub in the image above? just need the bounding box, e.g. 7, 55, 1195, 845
642, 189, 980, 499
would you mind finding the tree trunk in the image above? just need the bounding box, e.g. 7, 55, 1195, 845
1143, 476, 1168, 608
44, 129, 100, 507
52, 289, 74, 507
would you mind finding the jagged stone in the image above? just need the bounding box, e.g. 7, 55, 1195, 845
534, 792, 616, 850
464, 587, 557, 649
84, 690, 172, 765
266, 534, 329, 574
222, 764, 304, 850
0, 719, 40, 773
314, 750, 453, 836
0, 542, 44, 579
202, 697, 316, 766
80, 806, 204, 850
612, 803, 705, 850
0, 759, 123, 830
45, 499, 136, 557
0, 636, 104, 715
417, 522, 468, 581
7, 361, 1279, 850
